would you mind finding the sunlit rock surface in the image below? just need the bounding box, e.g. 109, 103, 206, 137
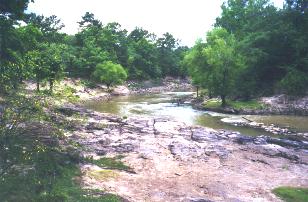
57, 105, 308, 202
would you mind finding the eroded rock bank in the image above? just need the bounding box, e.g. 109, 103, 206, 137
128, 77, 193, 95
57, 104, 308, 202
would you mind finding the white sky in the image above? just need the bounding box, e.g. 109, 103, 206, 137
27, 0, 284, 47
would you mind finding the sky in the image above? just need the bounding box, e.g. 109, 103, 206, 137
27, 0, 284, 47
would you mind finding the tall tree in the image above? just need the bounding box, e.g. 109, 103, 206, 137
215, 0, 308, 96
0, 0, 33, 92
204, 28, 245, 106
183, 40, 208, 96
24, 14, 65, 43
156, 32, 179, 76
186, 28, 245, 106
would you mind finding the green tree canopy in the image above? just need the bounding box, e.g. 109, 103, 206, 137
186, 28, 245, 106
92, 61, 127, 88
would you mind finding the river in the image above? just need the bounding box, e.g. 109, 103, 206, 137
84, 92, 308, 137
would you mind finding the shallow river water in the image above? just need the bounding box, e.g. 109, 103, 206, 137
85, 92, 308, 136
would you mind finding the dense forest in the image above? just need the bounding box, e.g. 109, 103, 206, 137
0, 3, 188, 94
185, 0, 307, 105
1, 0, 307, 99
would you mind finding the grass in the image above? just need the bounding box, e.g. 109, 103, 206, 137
87, 170, 119, 181
273, 187, 308, 202
86, 156, 133, 172
38, 164, 121, 202
228, 100, 265, 110
0, 144, 122, 202
203, 99, 265, 110
203, 99, 221, 108
0, 94, 122, 202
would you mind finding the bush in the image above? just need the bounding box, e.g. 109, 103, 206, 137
92, 61, 127, 88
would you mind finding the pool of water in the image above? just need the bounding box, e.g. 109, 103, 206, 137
84, 92, 308, 136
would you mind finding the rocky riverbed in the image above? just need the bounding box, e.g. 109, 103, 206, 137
56, 104, 308, 202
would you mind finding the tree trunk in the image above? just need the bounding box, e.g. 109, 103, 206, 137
49, 79, 54, 93
221, 95, 226, 107
221, 68, 228, 107
36, 76, 40, 92
196, 86, 199, 97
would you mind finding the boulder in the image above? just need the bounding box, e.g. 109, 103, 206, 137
112, 85, 130, 95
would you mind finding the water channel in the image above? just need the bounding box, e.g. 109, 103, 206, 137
85, 92, 308, 137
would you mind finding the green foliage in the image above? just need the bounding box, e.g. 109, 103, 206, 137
54, 85, 80, 103
204, 28, 245, 106
273, 187, 308, 202
127, 31, 161, 79
92, 61, 127, 88
183, 39, 208, 88
71, 16, 188, 80
1, 8, 188, 87
0, 0, 33, 19
186, 28, 245, 106
156, 32, 180, 77
215, 0, 308, 97
0, 94, 121, 201
42, 43, 66, 92
36, 165, 121, 202
280, 69, 308, 96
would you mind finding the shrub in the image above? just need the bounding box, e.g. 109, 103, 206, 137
92, 61, 127, 88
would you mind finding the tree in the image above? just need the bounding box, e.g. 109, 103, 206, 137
92, 61, 127, 88
183, 40, 208, 97
156, 32, 179, 77
43, 43, 66, 92
128, 27, 151, 42
78, 12, 102, 29
24, 14, 65, 43
25, 50, 46, 91
215, 0, 308, 97
174, 46, 190, 78
204, 28, 245, 106
186, 28, 245, 105
127, 28, 160, 79
24, 43, 65, 93
0, 0, 33, 19
0, 0, 32, 92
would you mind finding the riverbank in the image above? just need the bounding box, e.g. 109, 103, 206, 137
2, 78, 307, 201
26, 78, 307, 138
56, 103, 308, 202
23, 77, 193, 102
192, 94, 308, 116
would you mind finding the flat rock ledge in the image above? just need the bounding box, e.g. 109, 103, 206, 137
58, 105, 308, 202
